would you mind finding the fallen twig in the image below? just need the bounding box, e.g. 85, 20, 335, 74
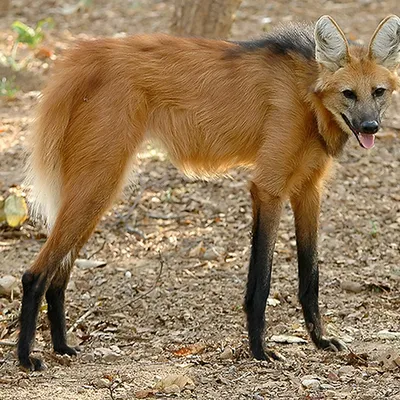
118, 181, 146, 225
231, 372, 251, 382
147, 213, 185, 220
67, 308, 95, 334
0, 340, 16, 347
87, 239, 107, 260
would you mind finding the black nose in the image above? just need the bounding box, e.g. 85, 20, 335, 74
360, 120, 379, 134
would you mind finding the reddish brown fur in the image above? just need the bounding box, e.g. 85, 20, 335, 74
28, 30, 399, 290
20, 17, 400, 369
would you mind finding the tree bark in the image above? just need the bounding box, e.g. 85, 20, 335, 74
171, 0, 242, 39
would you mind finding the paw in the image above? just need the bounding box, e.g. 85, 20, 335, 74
54, 345, 80, 356
317, 336, 347, 352
19, 356, 46, 372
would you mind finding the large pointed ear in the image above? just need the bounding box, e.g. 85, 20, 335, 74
368, 15, 400, 71
314, 15, 350, 72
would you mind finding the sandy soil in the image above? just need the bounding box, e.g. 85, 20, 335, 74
0, 1, 399, 399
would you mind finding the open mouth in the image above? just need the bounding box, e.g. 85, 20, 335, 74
341, 114, 375, 149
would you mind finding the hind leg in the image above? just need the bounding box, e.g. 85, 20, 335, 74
45, 220, 101, 358
19, 270, 48, 370
45, 263, 77, 357
18, 145, 139, 370
19, 182, 127, 370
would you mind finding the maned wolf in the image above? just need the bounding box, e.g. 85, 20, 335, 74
19, 15, 400, 370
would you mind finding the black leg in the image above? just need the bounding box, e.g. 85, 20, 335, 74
18, 257, 77, 370
291, 184, 345, 352
46, 282, 78, 356
18, 272, 47, 371
245, 185, 282, 360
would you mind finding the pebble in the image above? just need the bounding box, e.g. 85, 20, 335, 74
67, 280, 76, 291
377, 330, 400, 340
203, 247, 220, 261
164, 384, 181, 394
110, 345, 122, 354
125, 271, 132, 279
0, 275, 19, 297
95, 377, 110, 389
341, 280, 364, 293
103, 351, 121, 362
301, 378, 320, 389
220, 347, 234, 360
94, 347, 121, 362
338, 366, 355, 376
82, 292, 91, 300
81, 352, 95, 362
321, 384, 334, 390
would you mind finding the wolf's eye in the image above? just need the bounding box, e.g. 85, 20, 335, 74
373, 87, 386, 97
342, 90, 357, 100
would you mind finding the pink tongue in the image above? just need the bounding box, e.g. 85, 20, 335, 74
359, 133, 375, 149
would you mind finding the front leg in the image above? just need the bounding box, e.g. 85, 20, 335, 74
245, 184, 283, 360
290, 182, 345, 352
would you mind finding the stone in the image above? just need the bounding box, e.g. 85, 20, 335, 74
203, 247, 220, 261
164, 384, 181, 394
220, 347, 234, 360
0, 275, 19, 298
81, 352, 95, 363
301, 378, 320, 389
95, 378, 110, 389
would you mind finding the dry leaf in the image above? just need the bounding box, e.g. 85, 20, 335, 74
172, 342, 206, 357
189, 241, 205, 258
75, 259, 107, 269
270, 335, 307, 344
35, 46, 54, 59
155, 374, 195, 391
345, 351, 368, 367
4, 194, 28, 227
379, 349, 400, 370
135, 389, 156, 399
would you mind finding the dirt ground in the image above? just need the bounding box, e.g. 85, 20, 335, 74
1, 1, 400, 399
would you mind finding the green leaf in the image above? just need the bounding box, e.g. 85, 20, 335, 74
10, 18, 53, 48
11, 21, 37, 45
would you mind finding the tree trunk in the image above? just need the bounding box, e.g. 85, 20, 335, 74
171, 0, 242, 39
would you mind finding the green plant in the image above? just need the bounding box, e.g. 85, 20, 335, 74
0, 18, 54, 71
11, 18, 54, 48
0, 77, 18, 98
370, 220, 378, 238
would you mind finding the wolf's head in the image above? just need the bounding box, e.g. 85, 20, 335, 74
314, 15, 400, 149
